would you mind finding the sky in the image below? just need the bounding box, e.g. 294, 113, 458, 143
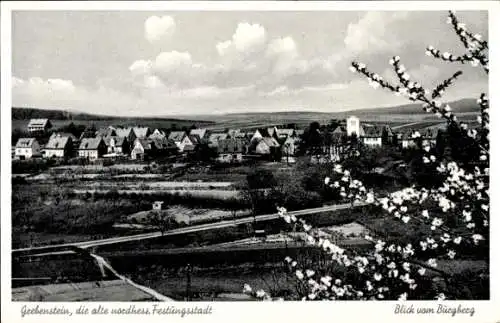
12, 10, 488, 117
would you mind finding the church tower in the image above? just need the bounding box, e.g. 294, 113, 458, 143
346, 116, 360, 137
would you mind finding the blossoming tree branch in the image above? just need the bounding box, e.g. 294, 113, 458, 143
244, 11, 489, 301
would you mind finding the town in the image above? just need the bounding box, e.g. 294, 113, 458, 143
13, 116, 441, 164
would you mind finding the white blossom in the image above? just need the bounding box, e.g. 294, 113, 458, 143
436, 293, 446, 301
243, 284, 252, 293
472, 234, 484, 244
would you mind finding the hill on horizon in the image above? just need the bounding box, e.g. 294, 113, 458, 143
12, 98, 478, 131
11, 107, 215, 125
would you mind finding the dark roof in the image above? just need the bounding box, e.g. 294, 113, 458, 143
189, 128, 208, 139
217, 138, 248, 154
80, 129, 96, 140
188, 134, 200, 145
79, 138, 103, 150
208, 133, 229, 144
400, 128, 440, 140
256, 128, 272, 137
150, 138, 177, 150
168, 131, 187, 142
362, 126, 384, 138
331, 126, 347, 139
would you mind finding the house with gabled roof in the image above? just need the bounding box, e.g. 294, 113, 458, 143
150, 137, 178, 156
208, 133, 229, 147
78, 137, 107, 160
149, 129, 167, 140
361, 126, 384, 148
131, 138, 155, 160
103, 136, 129, 155
398, 127, 442, 150
216, 138, 248, 163
168, 131, 187, 150
421, 128, 440, 148
250, 137, 281, 156
115, 127, 137, 147
179, 134, 199, 152
250, 129, 266, 142
27, 119, 52, 134
14, 138, 41, 160
133, 126, 151, 139
44, 134, 74, 158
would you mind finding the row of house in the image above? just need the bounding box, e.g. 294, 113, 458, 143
15, 117, 441, 162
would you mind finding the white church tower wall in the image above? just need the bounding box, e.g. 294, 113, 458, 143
346, 116, 360, 137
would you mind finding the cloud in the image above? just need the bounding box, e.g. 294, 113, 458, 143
344, 12, 409, 54
216, 22, 267, 56
13, 77, 76, 95
154, 51, 192, 72
266, 36, 299, 74
144, 15, 175, 43
19, 12, 482, 116
129, 59, 152, 75
262, 83, 347, 98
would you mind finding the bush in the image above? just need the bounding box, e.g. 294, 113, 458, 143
12, 159, 56, 174
102, 159, 115, 167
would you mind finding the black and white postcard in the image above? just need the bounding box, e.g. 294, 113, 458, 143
1, 1, 498, 323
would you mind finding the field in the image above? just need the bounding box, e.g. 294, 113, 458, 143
122, 206, 251, 226
12, 118, 214, 132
